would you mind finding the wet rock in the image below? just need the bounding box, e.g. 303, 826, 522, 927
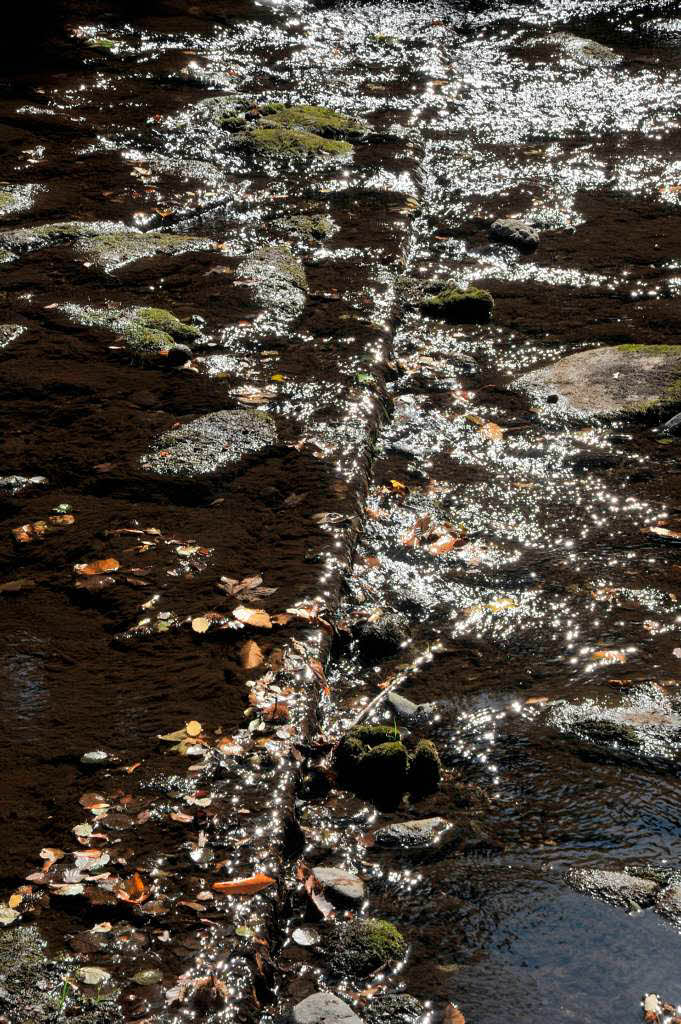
358, 741, 410, 798
362, 993, 425, 1024
408, 739, 442, 793
566, 868, 657, 910
352, 610, 409, 658
141, 409, 276, 478
654, 883, 681, 924
0, 474, 47, 494
373, 817, 451, 849
0, 324, 26, 349
546, 33, 620, 64
237, 245, 308, 320
62, 303, 200, 364
76, 231, 216, 271
397, 276, 493, 324
274, 214, 335, 241
386, 692, 421, 722
0, 183, 42, 217
517, 345, 681, 421
0, 220, 138, 263
326, 918, 407, 977
292, 992, 362, 1024
311, 866, 365, 904
489, 218, 539, 251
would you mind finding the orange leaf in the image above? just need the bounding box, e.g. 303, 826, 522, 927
212, 873, 276, 895
427, 534, 463, 556
117, 872, 148, 904
443, 1006, 465, 1024
480, 421, 504, 442
240, 640, 264, 669
74, 558, 120, 576
233, 606, 272, 629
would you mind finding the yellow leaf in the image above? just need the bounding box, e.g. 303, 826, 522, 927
191, 617, 211, 634
233, 606, 272, 629
185, 720, 202, 737
8, 893, 22, 909
158, 728, 188, 742
271, 374, 286, 381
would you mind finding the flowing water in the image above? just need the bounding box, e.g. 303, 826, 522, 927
1, 0, 681, 1022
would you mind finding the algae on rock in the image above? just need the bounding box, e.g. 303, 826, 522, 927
61, 303, 201, 364
237, 245, 308, 320
326, 918, 407, 977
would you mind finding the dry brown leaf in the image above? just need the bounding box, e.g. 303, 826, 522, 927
480, 421, 505, 442
117, 872, 148, 904
233, 606, 272, 629
592, 650, 627, 663
644, 525, 681, 540
443, 1005, 465, 1024
427, 534, 463, 556
170, 811, 194, 824
74, 558, 120, 576
191, 617, 211, 634
241, 640, 264, 670
212, 873, 276, 895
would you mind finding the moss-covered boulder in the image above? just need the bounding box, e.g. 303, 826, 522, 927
274, 213, 335, 241
326, 918, 407, 977
358, 741, 410, 796
76, 231, 216, 271
408, 739, 441, 793
517, 344, 681, 421
0, 220, 137, 263
61, 303, 201, 364
420, 285, 494, 324
141, 409, 277, 478
237, 245, 308, 320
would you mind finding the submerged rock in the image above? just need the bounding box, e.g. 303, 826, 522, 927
362, 993, 425, 1024
352, 609, 410, 658
61, 303, 201, 364
0, 323, 26, 349
237, 245, 308, 320
292, 992, 362, 1024
0, 220, 137, 263
311, 866, 365, 905
326, 918, 407, 977
566, 868, 657, 910
141, 409, 276, 477
489, 218, 539, 251
517, 345, 681, 421
373, 817, 451, 849
546, 33, 620, 64
274, 214, 335, 241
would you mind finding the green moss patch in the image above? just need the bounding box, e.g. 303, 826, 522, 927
420, 285, 494, 324
327, 918, 407, 977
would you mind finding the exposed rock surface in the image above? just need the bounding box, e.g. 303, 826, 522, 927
311, 866, 365, 904
0, 474, 47, 493
547, 33, 620, 64
62, 304, 201, 363
517, 345, 681, 420
292, 993, 362, 1024
373, 817, 451, 848
489, 218, 539, 251
352, 610, 410, 658
566, 868, 657, 910
0, 220, 137, 262
326, 918, 407, 977
141, 409, 276, 477
362, 993, 425, 1024
76, 231, 216, 271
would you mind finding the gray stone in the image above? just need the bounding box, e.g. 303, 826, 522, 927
489, 218, 539, 251
81, 751, 110, 765
517, 345, 681, 421
141, 409, 276, 477
0, 474, 47, 494
312, 866, 365, 904
292, 993, 362, 1024
274, 214, 335, 241
237, 245, 308, 320
386, 692, 420, 722
566, 868, 658, 910
362, 994, 425, 1024
374, 817, 450, 849
547, 33, 620, 64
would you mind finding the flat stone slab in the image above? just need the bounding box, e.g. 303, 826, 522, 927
373, 817, 450, 848
566, 868, 657, 910
292, 993, 362, 1024
655, 882, 681, 923
237, 245, 308, 321
141, 409, 276, 477
311, 866, 365, 904
517, 345, 681, 420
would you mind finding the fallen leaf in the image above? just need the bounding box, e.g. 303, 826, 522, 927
643, 525, 681, 541
212, 872, 276, 895
117, 872, 148, 905
427, 534, 463, 556
0, 578, 36, 593
592, 650, 627, 663
234, 606, 272, 629
74, 558, 120, 576
185, 720, 202, 737
191, 617, 211, 634
443, 1005, 465, 1024
480, 421, 505, 442
241, 640, 264, 669
77, 966, 111, 986
170, 811, 194, 824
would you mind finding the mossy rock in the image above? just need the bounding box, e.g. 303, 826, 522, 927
327, 918, 407, 977
60, 303, 201, 365
135, 307, 201, 342
238, 245, 308, 320
257, 102, 367, 140
420, 285, 494, 324
358, 741, 410, 797
241, 126, 353, 158
578, 718, 641, 749
408, 739, 441, 793
76, 231, 215, 271
0, 220, 136, 262
274, 214, 335, 240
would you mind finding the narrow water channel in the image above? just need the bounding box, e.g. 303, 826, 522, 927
1, 1, 681, 1022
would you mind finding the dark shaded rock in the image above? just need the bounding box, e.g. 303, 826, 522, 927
141, 409, 276, 477
237, 245, 308, 320
373, 817, 451, 849
566, 868, 657, 910
408, 739, 442, 793
420, 285, 493, 324
362, 993, 425, 1024
326, 918, 407, 977
517, 345, 681, 421
357, 741, 409, 797
292, 992, 362, 1024
352, 610, 409, 658
489, 218, 539, 251
311, 866, 365, 904
274, 214, 335, 241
